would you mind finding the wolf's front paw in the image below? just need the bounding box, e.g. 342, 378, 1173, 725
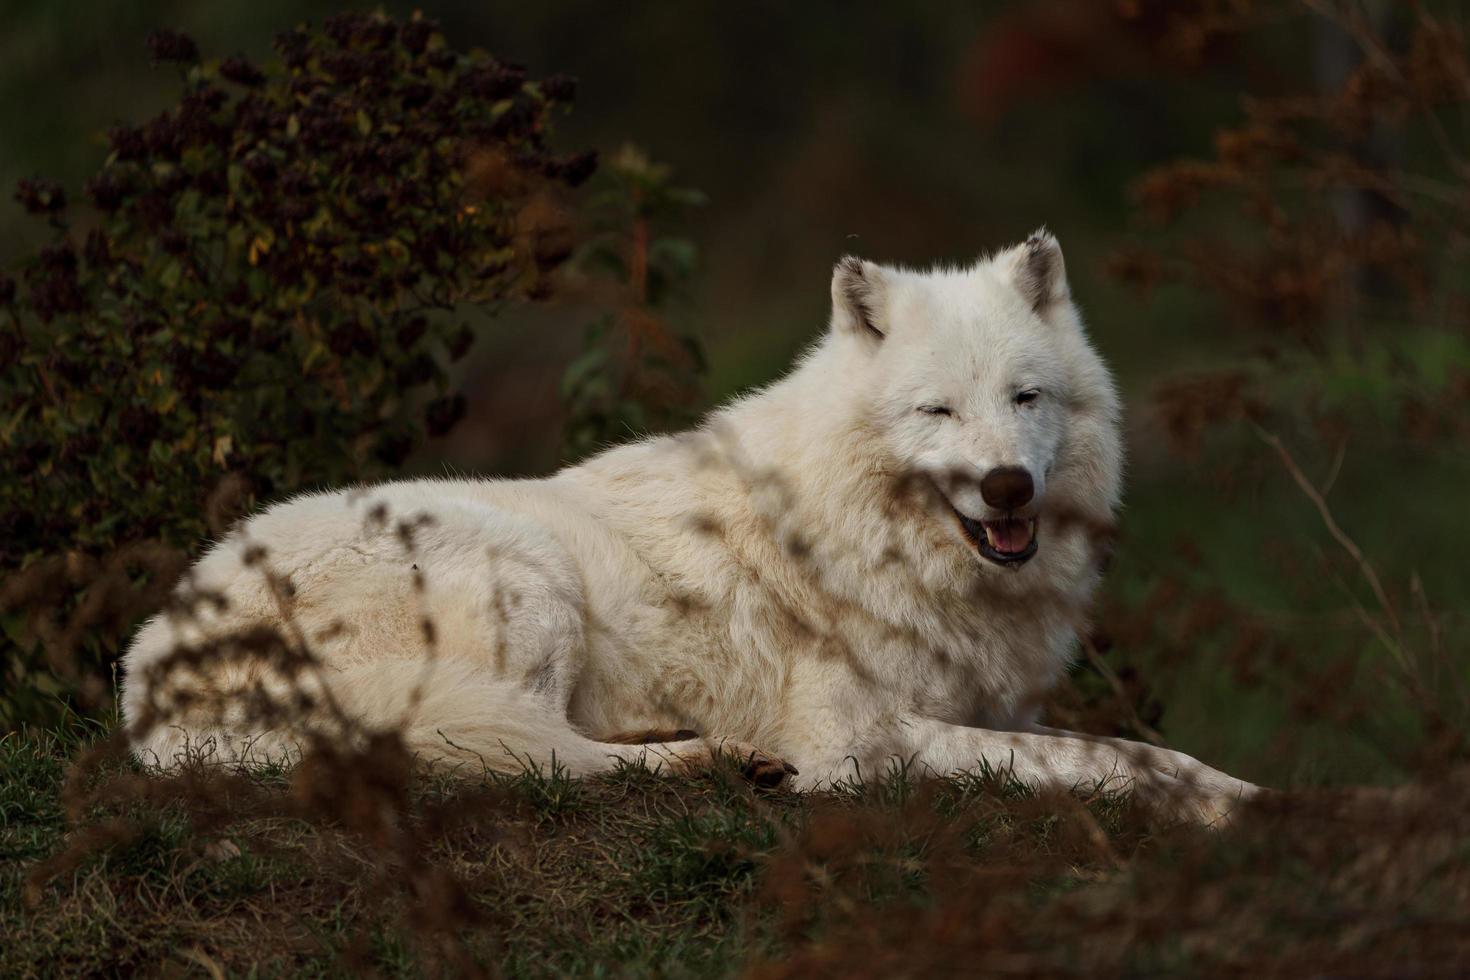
1142, 772, 1262, 828
697, 737, 799, 789
1099, 742, 1262, 828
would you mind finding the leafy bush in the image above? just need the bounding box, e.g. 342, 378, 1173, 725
0, 13, 692, 728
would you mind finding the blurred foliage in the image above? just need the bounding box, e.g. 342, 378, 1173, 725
0, 13, 697, 730
1103, 0, 1470, 776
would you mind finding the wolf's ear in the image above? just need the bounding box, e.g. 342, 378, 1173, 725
831, 255, 886, 341
1008, 228, 1069, 314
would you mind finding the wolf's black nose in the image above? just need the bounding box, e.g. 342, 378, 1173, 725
980, 467, 1034, 511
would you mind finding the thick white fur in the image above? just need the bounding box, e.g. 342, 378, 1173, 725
121, 232, 1259, 823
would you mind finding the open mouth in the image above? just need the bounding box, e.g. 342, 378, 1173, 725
952, 508, 1039, 567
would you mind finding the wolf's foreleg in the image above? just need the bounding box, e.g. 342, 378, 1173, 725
860, 717, 1258, 825
1026, 723, 1259, 804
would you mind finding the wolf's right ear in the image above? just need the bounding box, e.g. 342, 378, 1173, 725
1008, 228, 1070, 314
831, 256, 886, 341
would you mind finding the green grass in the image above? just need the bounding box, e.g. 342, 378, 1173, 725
5, 725, 1470, 977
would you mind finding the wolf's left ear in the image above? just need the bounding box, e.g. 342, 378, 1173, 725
1008, 228, 1070, 314
831, 255, 886, 341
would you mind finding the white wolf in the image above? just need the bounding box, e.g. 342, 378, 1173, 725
122, 231, 1258, 822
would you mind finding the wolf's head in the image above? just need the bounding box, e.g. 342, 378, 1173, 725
827, 231, 1122, 576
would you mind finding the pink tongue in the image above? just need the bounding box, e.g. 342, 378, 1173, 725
985, 520, 1032, 553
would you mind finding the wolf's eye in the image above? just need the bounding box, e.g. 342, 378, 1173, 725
1015, 389, 1041, 405
918, 405, 952, 417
